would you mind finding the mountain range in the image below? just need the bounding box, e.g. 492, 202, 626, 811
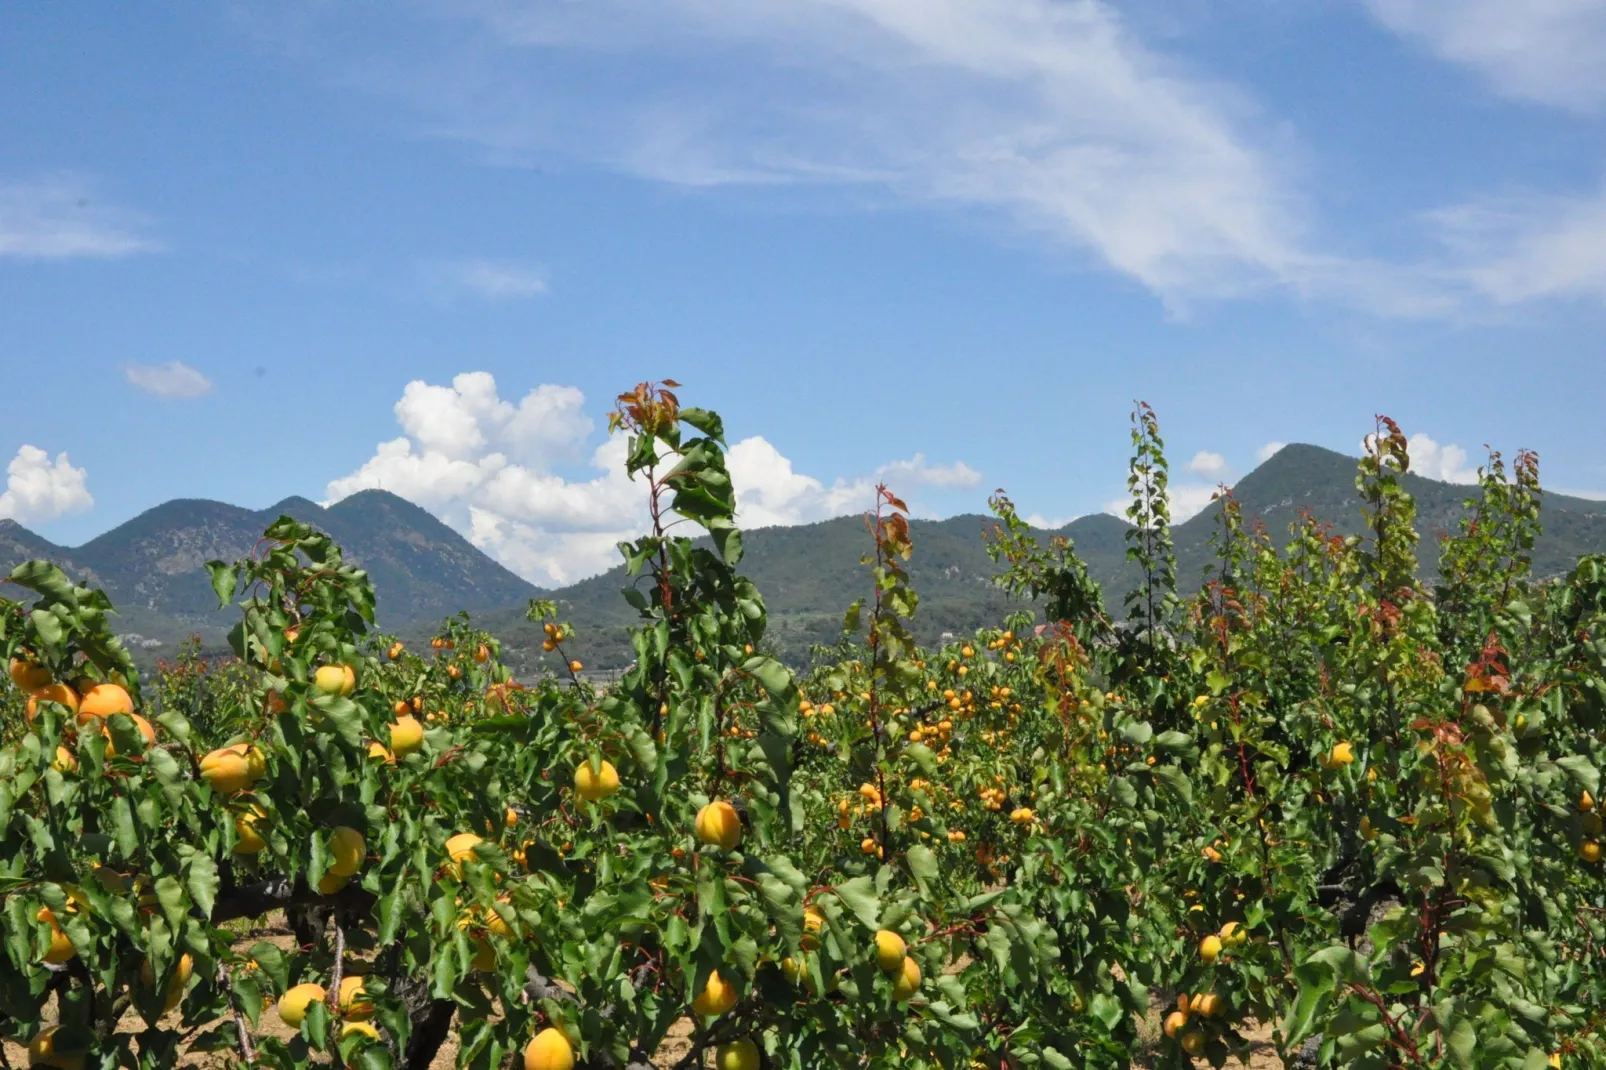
3, 444, 1604, 671
0, 491, 540, 650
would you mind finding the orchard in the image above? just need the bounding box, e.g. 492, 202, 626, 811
3, 384, 1605, 1070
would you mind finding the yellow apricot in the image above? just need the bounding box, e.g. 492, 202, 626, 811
715, 1039, 761, 1070
327, 827, 366, 878
26, 683, 79, 722
234, 805, 269, 855
27, 1026, 85, 1070
139, 953, 193, 1012
339, 975, 373, 1018
692, 969, 739, 1016
875, 930, 906, 974
199, 743, 266, 794
574, 759, 619, 802
524, 1028, 575, 1070
277, 982, 326, 1027
890, 956, 922, 1001
389, 715, 424, 756
313, 664, 357, 696
37, 907, 74, 963
696, 800, 743, 850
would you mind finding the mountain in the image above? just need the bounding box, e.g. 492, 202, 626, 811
0, 490, 541, 647
465, 444, 1606, 672
4, 445, 1604, 671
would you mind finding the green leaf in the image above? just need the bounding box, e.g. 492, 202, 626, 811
1151, 764, 1192, 804
186, 853, 219, 920
832, 876, 881, 930
906, 844, 938, 899
1442, 1011, 1476, 1070
1554, 755, 1600, 797
206, 561, 238, 608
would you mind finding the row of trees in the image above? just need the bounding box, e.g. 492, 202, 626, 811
3, 385, 1604, 1069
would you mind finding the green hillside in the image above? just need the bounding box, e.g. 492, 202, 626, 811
6, 443, 1604, 674
467, 444, 1606, 673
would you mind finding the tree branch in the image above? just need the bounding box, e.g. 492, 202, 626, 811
209, 875, 376, 926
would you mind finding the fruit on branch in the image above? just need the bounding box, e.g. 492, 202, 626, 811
10, 658, 53, 692
574, 759, 619, 802
692, 969, 740, 1016
233, 805, 268, 855
199, 744, 266, 794
390, 714, 424, 755
25, 683, 78, 722
696, 800, 743, 850
277, 982, 326, 1027
716, 1038, 761, 1070
328, 826, 366, 878
524, 1028, 576, 1070
890, 956, 922, 1002
313, 664, 357, 697
139, 953, 193, 1013
875, 929, 907, 974
78, 683, 133, 721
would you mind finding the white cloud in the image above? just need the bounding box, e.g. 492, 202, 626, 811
0, 175, 157, 260
1255, 441, 1287, 463
124, 361, 215, 399
1103, 482, 1221, 524
422, 258, 549, 301
1186, 450, 1228, 478
247, 0, 1461, 312
326, 373, 981, 585
1361, 430, 1479, 484
0, 445, 94, 525
1023, 512, 1084, 530
1366, 0, 1606, 112
1403, 432, 1478, 484
875, 454, 982, 490
1427, 188, 1606, 304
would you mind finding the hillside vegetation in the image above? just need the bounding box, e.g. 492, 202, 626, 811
7, 445, 1605, 677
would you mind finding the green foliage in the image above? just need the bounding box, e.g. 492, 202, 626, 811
3, 390, 1606, 1070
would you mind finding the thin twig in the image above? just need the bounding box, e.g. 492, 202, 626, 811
219, 964, 257, 1065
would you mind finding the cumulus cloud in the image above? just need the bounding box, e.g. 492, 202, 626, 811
124, 361, 214, 399
1103, 484, 1223, 525
1366, 0, 1606, 112
1402, 433, 1478, 484
1256, 441, 1287, 463
1361, 430, 1479, 484
326, 373, 981, 585
0, 174, 157, 260
0, 445, 94, 525
1186, 450, 1229, 479
422, 258, 549, 301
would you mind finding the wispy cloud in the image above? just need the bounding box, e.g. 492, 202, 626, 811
1427, 187, 1606, 304
248, 0, 1471, 314
0, 174, 158, 260
1366, 0, 1606, 113
124, 361, 215, 399
421, 258, 549, 301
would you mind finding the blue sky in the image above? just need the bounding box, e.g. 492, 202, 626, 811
3, 1, 1605, 586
